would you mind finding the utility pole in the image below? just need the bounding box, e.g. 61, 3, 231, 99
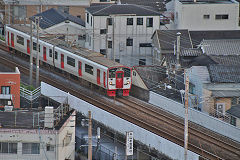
88, 111, 92, 160
8, 3, 10, 24
184, 70, 189, 160
29, 20, 33, 85
176, 32, 181, 70
36, 16, 40, 87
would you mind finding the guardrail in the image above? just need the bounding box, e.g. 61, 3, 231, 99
20, 86, 41, 101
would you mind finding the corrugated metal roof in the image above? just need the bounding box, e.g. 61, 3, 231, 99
208, 65, 240, 83
30, 8, 85, 29
201, 39, 240, 56
86, 3, 162, 16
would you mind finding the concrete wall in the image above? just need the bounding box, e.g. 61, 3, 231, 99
149, 91, 240, 142
173, 0, 240, 30
41, 82, 199, 160
85, 13, 160, 66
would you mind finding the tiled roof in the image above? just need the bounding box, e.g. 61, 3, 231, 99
190, 55, 217, 66
155, 29, 192, 50
212, 90, 240, 98
180, 48, 202, 56
121, 0, 170, 12
189, 30, 240, 48
208, 65, 240, 83
86, 3, 162, 16
226, 105, 240, 119
201, 39, 240, 56
180, 0, 235, 4
209, 55, 240, 66
30, 8, 85, 29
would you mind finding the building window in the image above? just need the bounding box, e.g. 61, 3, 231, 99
108, 41, 112, 48
22, 143, 40, 154
12, 6, 26, 20
215, 14, 228, 20
137, 18, 143, 25
78, 35, 86, 40
46, 144, 54, 151
77, 15, 81, 18
58, 6, 69, 14
127, 18, 133, 25
230, 116, 236, 126
0, 142, 17, 154
91, 16, 93, 26
126, 38, 133, 46
146, 18, 153, 27
49, 49, 52, 57
87, 13, 89, 23
55, 51, 58, 60
85, 64, 93, 75
107, 18, 113, 25
100, 29, 107, 34
67, 56, 75, 67
139, 43, 152, 47
203, 15, 210, 19
1, 86, 10, 94
33, 42, 37, 51
100, 49, 106, 55
115, 59, 120, 63
17, 35, 24, 45
139, 59, 146, 66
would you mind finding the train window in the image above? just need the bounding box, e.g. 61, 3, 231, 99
33, 42, 37, 51
85, 64, 93, 75
109, 68, 117, 78
133, 71, 136, 76
117, 73, 122, 78
17, 35, 24, 45
55, 51, 58, 60
123, 68, 131, 77
67, 56, 75, 67
49, 49, 52, 57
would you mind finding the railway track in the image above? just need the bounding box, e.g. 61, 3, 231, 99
0, 43, 240, 159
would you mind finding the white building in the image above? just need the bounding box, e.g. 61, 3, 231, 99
0, 107, 76, 160
85, 3, 161, 66
166, 0, 240, 31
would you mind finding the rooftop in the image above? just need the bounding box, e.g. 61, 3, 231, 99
179, 0, 237, 4
3, 0, 90, 6
86, 3, 162, 16
226, 105, 240, 119
30, 8, 85, 29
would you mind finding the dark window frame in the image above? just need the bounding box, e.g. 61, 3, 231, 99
1, 86, 10, 94
127, 18, 133, 25
49, 49, 52, 57
55, 51, 58, 60
100, 29, 107, 34
146, 18, 153, 27
108, 41, 112, 48
67, 56, 75, 67
139, 59, 146, 66
126, 38, 133, 46
107, 18, 113, 25
85, 64, 94, 75
203, 15, 210, 19
215, 14, 229, 20
137, 18, 143, 25
16, 35, 24, 45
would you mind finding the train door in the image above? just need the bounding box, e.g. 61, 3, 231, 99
116, 71, 124, 88
43, 46, 47, 61
61, 54, 64, 69
78, 61, 82, 76
7, 32, 10, 46
97, 69, 100, 85
27, 40, 30, 54
11, 33, 14, 47
103, 72, 106, 88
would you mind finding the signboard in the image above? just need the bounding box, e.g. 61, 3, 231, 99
126, 131, 133, 156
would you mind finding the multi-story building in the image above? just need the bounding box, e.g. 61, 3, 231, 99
0, 106, 76, 160
0, 0, 89, 25
85, 3, 161, 66
0, 67, 20, 109
166, 0, 240, 31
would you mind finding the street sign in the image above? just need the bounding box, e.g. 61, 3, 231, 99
126, 131, 133, 156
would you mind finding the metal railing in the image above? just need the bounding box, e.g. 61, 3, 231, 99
20, 86, 41, 101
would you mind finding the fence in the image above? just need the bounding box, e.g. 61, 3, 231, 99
20, 86, 41, 101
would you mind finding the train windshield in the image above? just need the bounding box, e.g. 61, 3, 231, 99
109, 68, 117, 78
123, 68, 131, 77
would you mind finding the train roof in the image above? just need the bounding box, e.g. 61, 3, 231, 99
7, 25, 127, 69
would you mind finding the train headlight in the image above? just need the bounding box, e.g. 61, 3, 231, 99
109, 81, 112, 85
127, 81, 130, 84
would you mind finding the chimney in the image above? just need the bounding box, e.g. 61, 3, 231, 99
44, 106, 54, 128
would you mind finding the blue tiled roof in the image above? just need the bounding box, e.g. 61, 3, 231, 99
30, 8, 85, 29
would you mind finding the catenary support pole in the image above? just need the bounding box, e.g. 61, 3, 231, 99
184, 70, 189, 160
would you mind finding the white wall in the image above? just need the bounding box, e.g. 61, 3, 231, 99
173, 0, 240, 30
41, 82, 199, 160
85, 12, 160, 66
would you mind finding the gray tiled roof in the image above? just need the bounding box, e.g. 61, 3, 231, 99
30, 8, 85, 29
201, 39, 240, 56
226, 105, 240, 119
209, 55, 240, 65
155, 29, 192, 50
208, 65, 240, 83
121, 0, 170, 12
180, 48, 202, 56
190, 55, 217, 66
212, 90, 240, 98
86, 4, 162, 16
